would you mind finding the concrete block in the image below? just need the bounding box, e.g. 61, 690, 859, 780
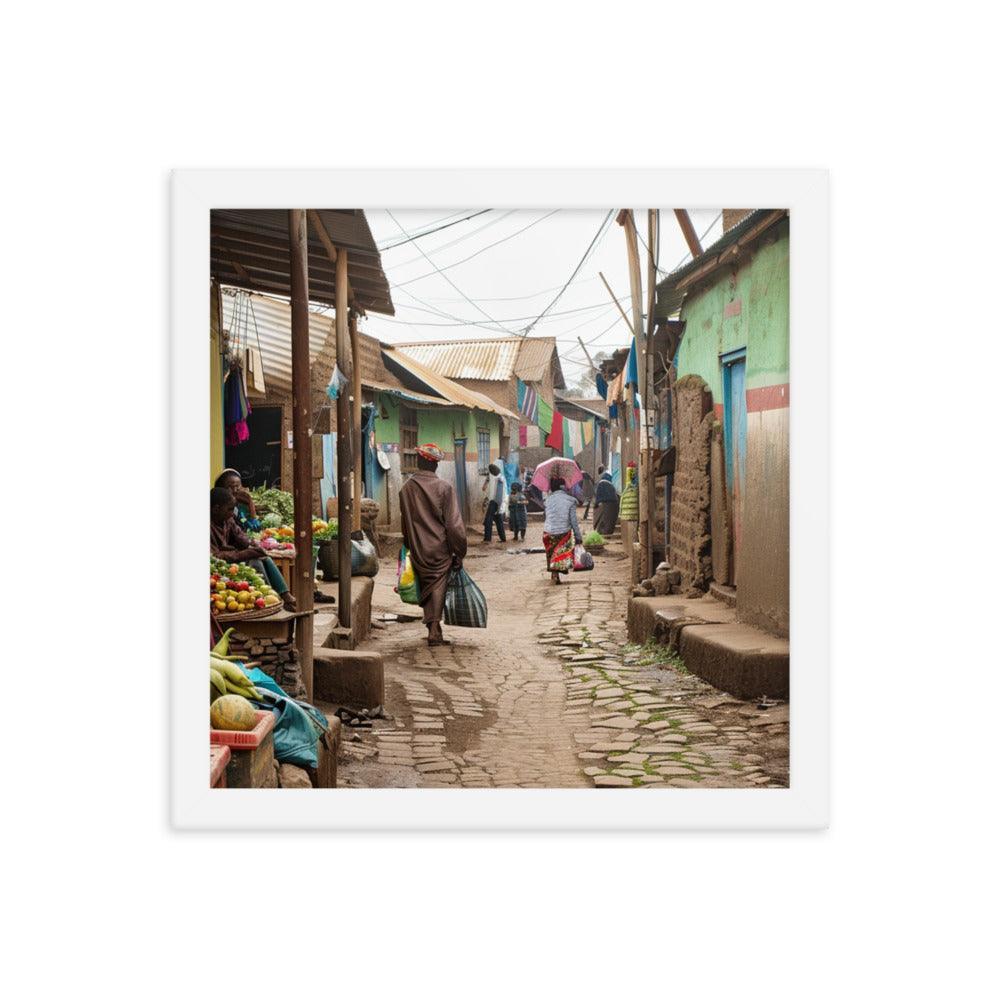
225, 732, 278, 788
626, 594, 734, 644
679, 623, 789, 700
320, 577, 374, 649
312, 649, 384, 709
312, 714, 341, 788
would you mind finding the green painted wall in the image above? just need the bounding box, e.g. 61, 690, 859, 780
375, 392, 401, 444
371, 394, 500, 462
676, 220, 789, 394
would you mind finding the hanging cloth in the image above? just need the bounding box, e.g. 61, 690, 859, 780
517, 379, 539, 424
625, 337, 640, 388
518, 424, 528, 448
545, 411, 564, 452
224, 362, 251, 446
537, 399, 554, 435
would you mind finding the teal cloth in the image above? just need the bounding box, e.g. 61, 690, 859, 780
245, 668, 329, 770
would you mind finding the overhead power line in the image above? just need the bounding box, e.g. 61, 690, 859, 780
521, 210, 614, 336
386, 210, 513, 334
388, 210, 518, 270
393, 210, 560, 288
377, 209, 490, 250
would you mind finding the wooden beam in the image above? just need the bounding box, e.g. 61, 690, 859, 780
350, 310, 363, 533
288, 209, 314, 699
598, 271, 634, 332
308, 209, 356, 309
674, 209, 703, 259
335, 248, 353, 629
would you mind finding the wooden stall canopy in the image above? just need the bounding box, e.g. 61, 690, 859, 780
210, 209, 395, 317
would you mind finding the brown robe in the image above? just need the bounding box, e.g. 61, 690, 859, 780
399, 470, 468, 625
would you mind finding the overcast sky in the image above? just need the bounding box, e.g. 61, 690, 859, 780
358, 208, 723, 392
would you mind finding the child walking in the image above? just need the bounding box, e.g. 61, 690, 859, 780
508, 481, 528, 541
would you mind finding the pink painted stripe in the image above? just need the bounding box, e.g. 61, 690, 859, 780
746, 383, 789, 412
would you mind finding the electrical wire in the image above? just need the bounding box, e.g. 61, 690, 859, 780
386, 210, 514, 334
521, 210, 614, 336
382, 296, 624, 328
392, 210, 560, 288
377, 209, 489, 250
387, 210, 518, 270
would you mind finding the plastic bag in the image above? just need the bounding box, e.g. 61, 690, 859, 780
395, 545, 421, 605
443, 568, 488, 628
572, 543, 594, 571
350, 536, 379, 577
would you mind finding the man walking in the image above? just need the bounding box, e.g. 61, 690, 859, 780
481, 462, 507, 544
399, 443, 468, 646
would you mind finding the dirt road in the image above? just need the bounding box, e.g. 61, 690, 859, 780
338, 518, 789, 789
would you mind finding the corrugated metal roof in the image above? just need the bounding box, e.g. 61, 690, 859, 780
395, 339, 520, 381
223, 289, 456, 408
211, 209, 394, 316
555, 392, 609, 421
381, 345, 520, 420
514, 337, 565, 388
221, 287, 333, 396
654, 210, 787, 318
393, 336, 564, 389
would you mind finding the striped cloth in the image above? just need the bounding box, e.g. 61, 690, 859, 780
517, 379, 539, 424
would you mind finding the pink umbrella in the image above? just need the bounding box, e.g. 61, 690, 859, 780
531, 457, 583, 492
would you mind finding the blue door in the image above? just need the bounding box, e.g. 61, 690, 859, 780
722, 350, 747, 584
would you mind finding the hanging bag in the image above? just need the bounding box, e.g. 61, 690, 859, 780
443, 568, 488, 628
572, 543, 594, 571
395, 545, 421, 605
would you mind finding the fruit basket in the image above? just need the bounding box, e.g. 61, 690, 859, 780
210, 709, 275, 749
210, 557, 284, 620
213, 602, 283, 623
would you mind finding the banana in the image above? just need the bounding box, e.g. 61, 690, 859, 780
212, 658, 251, 685
225, 679, 259, 699
212, 627, 236, 657
210, 669, 227, 698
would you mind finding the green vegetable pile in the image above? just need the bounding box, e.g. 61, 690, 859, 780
583, 530, 605, 546
314, 520, 339, 541
250, 486, 294, 524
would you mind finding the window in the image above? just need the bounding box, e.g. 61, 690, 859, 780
477, 427, 491, 473
400, 406, 418, 474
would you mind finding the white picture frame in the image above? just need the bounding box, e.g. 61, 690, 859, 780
172, 168, 829, 830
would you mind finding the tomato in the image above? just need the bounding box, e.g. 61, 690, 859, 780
255, 598, 266, 609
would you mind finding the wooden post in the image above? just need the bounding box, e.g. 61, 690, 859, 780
350, 310, 363, 533
644, 209, 659, 578
335, 249, 353, 630
288, 210, 314, 699
674, 209, 702, 259
618, 210, 645, 580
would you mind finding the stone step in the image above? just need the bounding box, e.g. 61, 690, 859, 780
708, 582, 737, 608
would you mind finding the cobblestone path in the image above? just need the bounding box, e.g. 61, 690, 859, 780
338, 525, 789, 789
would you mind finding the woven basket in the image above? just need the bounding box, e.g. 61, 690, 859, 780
213, 602, 283, 623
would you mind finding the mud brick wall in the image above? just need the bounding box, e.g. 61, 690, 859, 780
669, 375, 714, 591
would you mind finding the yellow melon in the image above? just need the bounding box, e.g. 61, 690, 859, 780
210, 695, 257, 732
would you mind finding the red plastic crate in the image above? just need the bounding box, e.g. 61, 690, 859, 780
210, 745, 231, 787
210, 709, 275, 749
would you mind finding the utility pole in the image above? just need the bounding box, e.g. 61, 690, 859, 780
617, 209, 646, 582
644, 209, 659, 581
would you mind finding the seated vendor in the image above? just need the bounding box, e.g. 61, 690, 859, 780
214, 468, 261, 533
210, 487, 296, 609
